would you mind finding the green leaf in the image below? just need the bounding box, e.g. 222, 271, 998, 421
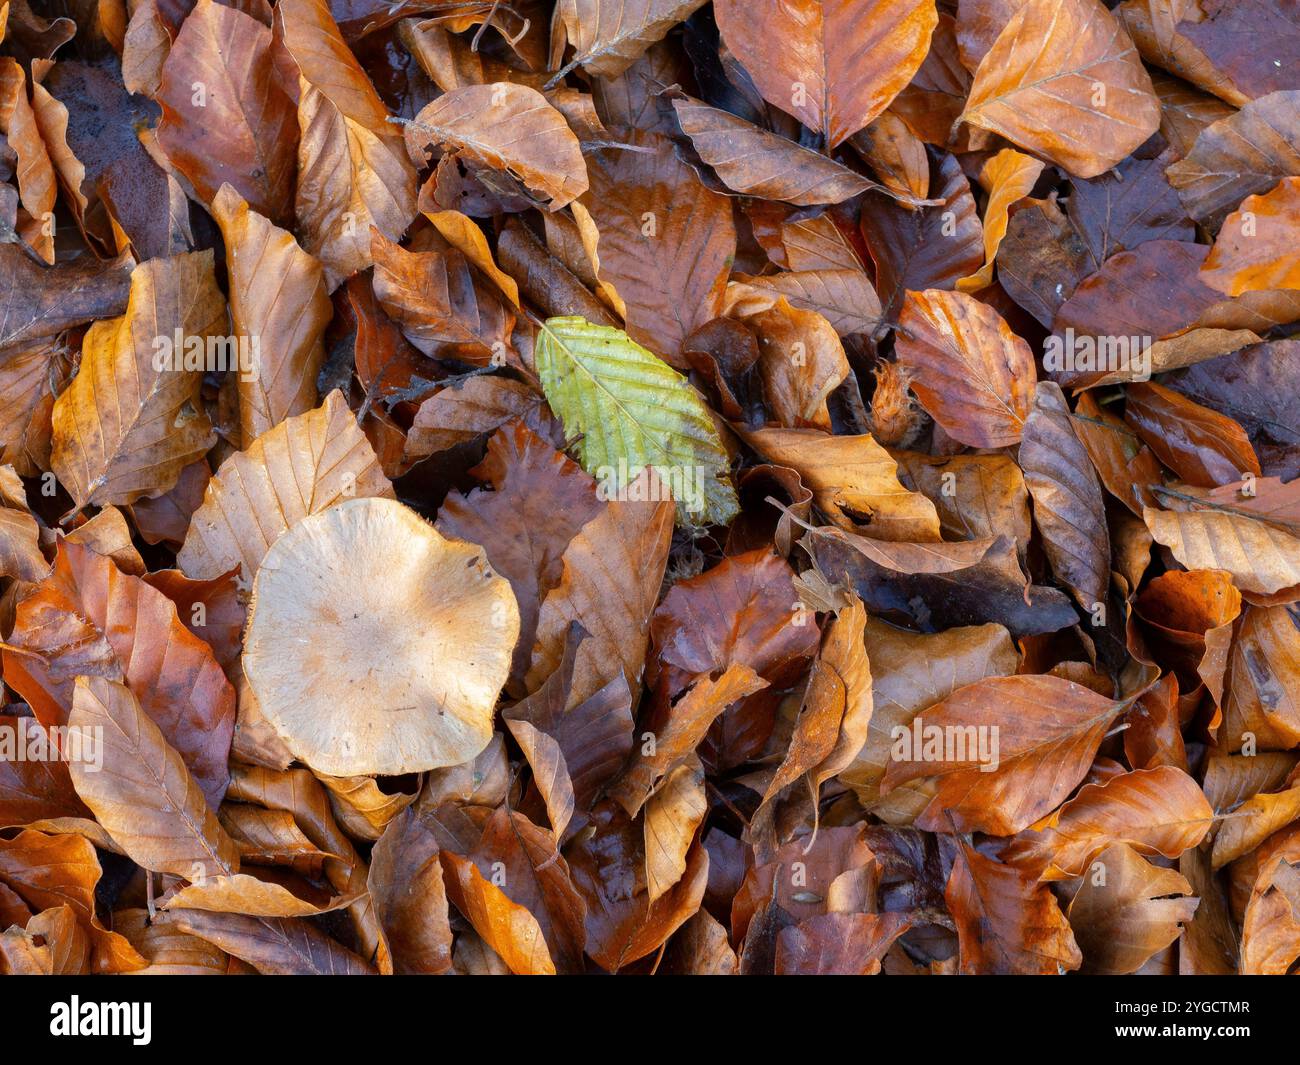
535, 316, 738, 526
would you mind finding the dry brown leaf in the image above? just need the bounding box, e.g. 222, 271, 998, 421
277, 0, 417, 288
671, 96, 886, 206
0, 57, 56, 262
736, 425, 940, 542
946, 837, 1082, 974
881, 675, 1128, 836
441, 850, 556, 976
51, 251, 226, 512
1019, 381, 1112, 611
211, 184, 330, 447
577, 132, 735, 366
156, 0, 296, 225
368, 808, 453, 975
644, 754, 706, 904
957, 148, 1046, 291
1201, 177, 1300, 297
165, 910, 375, 975
713, 0, 939, 149
405, 376, 550, 461
550, 0, 709, 80
405, 83, 588, 211
1004, 766, 1214, 880
1223, 605, 1300, 751
1165, 89, 1300, 230
67, 675, 240, 880
839, 618, 1019, 822
1143, 506, 1300, 596
370, 227, 516, 362
959, 0, 1160, 178
177, 390, 393, 586
1066, 842, 1198, 974
527, 471, 674, 708
895, 288, 1037, 448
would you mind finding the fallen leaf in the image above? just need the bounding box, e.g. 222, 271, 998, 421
959, 0, 1160, 178
177, 390, 393, 585
1066, 842, 1198, 974
51, 252, 226, 511
1200, 177, 1300, 297
896, 288, 1036, 448
210, 184, 330, 447
713, 0, 939, 149
946, 837, 1082, 974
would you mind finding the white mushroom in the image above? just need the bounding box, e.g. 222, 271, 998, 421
243, 497, 519, 776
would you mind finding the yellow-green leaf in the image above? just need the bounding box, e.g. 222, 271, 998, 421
534, 316, 738, 526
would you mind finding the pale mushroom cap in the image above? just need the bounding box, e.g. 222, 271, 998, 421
243, 497, 520, 776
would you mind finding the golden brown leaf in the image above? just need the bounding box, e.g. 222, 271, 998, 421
67, 675, 240, 880
896, 288, 1037, 448
51, 251, 226, 511
957, 148, 1045, 291
405, 83, 588, 211
441, 850, 556, 976
713, 0, 939, 149
735, 425, 940, 542
277, 0, 416, 288
959, 0, 1160, 178
1066, 842, 1198, 974
1201, 177, 1300, 297
211, 184, 330, 447
1004, 766, 1214, 880
177, 390, 393, 585
156, 0, 296, 225
1143, 506, 1300, 596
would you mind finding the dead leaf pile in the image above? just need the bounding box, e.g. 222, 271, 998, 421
0, 0, 1297, 978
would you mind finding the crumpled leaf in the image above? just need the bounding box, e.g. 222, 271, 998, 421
1066, 842, 1197, 974
946, 836, 1082, 974
51, 252, 225, 512
550, 0, 710, 81
405, 83, 588, 211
